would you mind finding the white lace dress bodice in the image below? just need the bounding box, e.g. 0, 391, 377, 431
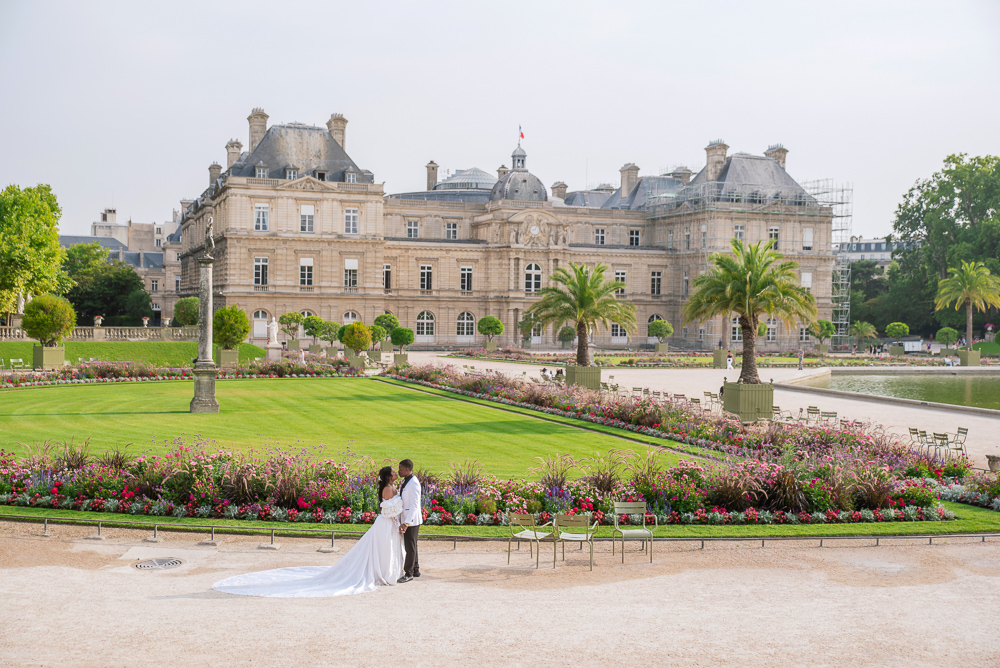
212, 494, 406, 598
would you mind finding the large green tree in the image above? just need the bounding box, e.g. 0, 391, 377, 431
523, 262, 636, 367
0, 184, 67, 318
934, 260, 1000, 350
683, 239, 816, 384
64, 260, 148, 324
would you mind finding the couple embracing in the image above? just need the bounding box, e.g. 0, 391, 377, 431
213, 459, 422, 598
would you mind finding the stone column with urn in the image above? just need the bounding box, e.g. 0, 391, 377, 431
190, 217, 220, 413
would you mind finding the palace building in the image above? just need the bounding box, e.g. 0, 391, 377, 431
178, 109, 839, 349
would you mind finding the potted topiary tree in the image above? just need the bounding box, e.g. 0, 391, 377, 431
22, 294, 76, 370
303, 315, 325, 354
683, 239, 816, 422
557, 325, 576, 350
173, 297, 199, 326
477, 315, 504, 351
374, 313, 400, 337
936, 326, 958, 352
809, 319, 836, 354
390, 326, 414, 366
341, 322, 372, 369
885, 322, 909, 356
318, 320, 340, 356
213, 304, 250, 369
278, 312, 306, 350
369, 324, 386, 353
647, 319, 673, 353
518, 315, 537, 349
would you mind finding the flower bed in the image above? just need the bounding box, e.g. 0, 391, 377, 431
923, 474, 1000, 512
1, 359, 362, 388
0, 442, 958, 527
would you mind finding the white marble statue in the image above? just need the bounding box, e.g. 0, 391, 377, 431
268, 317, 279, 344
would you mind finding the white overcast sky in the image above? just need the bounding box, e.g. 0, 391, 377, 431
1, 0, 998, 237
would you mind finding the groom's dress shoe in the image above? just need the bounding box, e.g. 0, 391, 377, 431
413, 571, 421, 578
397, 575, 413, 583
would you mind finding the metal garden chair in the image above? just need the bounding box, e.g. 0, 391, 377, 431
950, 428, 969, 458
611, 501, 656, 563
552, 513, 599, 570
507, 512, 553, 569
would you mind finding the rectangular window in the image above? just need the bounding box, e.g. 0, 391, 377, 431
801, 271, 813, 292
769, 226, 779, 250
615, 270, 626, 296
300, 204, 314, 233
346, 172, 357, 183
254, 204, 269, 231
255, 166, 268, 178
343, 258, 358, 288
803, 227, 814, 251
420, 264, 433, 291
254, 257, 268, 285
407, 220, 418, 238
287, 170, 297, 180
732, 319, 743, 342
860, 254, 865, 260
699, 327, 705, 341
300, 258, 314, 287
315, 171, 326, 182
734, 224, 745, 242
799, 326, 810, 342
460, 266, 473, 292
155, 238, 162, 247
344, 208, 359, 234
650, 271, 662, 296
594, 228, 605, 245
611, 324, 627, 338
629, 230, 640, 247
701, 225, 707, 249
446, 222, 457, 240
175, 275, 181, 292
383, 264, 392, 291
682, 272, 689, 297
150, 280, 158, 292
682, 327, 688, 339
684, 227, 691, 250
766, 319, 777, 342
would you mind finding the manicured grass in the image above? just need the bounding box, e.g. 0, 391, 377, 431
0, 378, 680, 477
2, 501, 996, 538
0, 341, 266, 367
972, 341, 999, 356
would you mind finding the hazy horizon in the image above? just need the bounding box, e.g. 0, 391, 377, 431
1, 0, 998, 238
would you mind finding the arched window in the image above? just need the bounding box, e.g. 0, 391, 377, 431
647, 314, 663, 336
416, 311, 435, 336
343, 311, 359, 324
151, 303, 161, 311
252, 310, 269, 339
300, 310, 314, 317
253, 310, 269, 319
731, 316, 743, 342
456, 312, 475, 337
524, 263, 541, 293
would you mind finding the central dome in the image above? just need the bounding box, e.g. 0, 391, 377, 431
488, 145, 547, 202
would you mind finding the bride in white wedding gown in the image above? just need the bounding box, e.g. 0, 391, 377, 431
212, 466, 405, 598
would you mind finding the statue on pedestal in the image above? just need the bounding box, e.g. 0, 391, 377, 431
268, 317, 279, 344
16, 292, 25, 314
205, 216, 215, 257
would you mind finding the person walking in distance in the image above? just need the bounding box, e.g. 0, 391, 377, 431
397, 459, 422, 583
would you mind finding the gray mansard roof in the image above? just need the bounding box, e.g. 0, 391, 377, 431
59, 235, 127, 250
562, 190, 613, 208
601, 175, 686, 210
229, 123, 372, 184
388, 189, 493, 203
685, 153, 814, 203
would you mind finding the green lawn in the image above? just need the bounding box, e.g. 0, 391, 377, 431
0, 341, 265, 367
2, 501, 996, 538
0, 378, 681, 477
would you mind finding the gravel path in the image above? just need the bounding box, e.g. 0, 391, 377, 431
2, 521, 999, 666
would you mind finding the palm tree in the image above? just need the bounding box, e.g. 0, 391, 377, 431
683, 239, 816, 384
934, 260, 1000, 351
848, 320, 877, 348
523, 262, 636, 367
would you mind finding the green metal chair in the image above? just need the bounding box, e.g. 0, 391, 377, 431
507, 512, 552, 569
950, 428, 969, 458
553, 513, 599, 570
611, 501, 656, 563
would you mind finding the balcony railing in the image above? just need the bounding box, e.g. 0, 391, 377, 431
420, 289, 434, 296
343, 287, 359, 294
383, 288, 392, 295
254, 285, 269, 292
299, 286, 314, 292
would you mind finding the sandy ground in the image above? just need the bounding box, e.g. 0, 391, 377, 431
406, 352, 1000, 470
2, 521, 999, 667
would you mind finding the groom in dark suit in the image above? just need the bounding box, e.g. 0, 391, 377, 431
397, 459, 422, 583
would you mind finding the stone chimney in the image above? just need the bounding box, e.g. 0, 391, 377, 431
426, 161, 438, 191
619, 163, 639, 199
668, 167, 693, 185
247, 108, 268, 152
764, 144, 788, 170
497, 164, 510, 180
705, 140, 729, 182
551, 182, 568, 199
327, 113, 348, 150
226, 139, 243, 168
208, 162, 222, 185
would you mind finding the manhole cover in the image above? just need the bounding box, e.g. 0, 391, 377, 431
134, 558, 184, 570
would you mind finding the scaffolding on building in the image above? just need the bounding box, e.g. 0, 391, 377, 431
642, 178, 853, 351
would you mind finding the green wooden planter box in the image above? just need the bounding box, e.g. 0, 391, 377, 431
484, 342, 497, 352
394, 353, 409, 366
521, 340, 532, 349
308, 344, 321, 353
286, 339, 302, 351
889, 345, 905, 357
722, 381, 774, 423
815, 344, 829, 355
33, 345, 65, 370
215, 348, 239, 369
712, 349, 727, 369
566, 365, 602, 390
655, 342, 669, 353
957, 350, 981, 366
561, 341, 574, 349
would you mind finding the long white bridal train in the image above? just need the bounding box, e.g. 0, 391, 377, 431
212, 496, 406, 598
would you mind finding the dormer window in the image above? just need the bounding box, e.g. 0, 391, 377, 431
255, 166, 268, 178
315, 171, 326, 181
346, 172, 357, 183
286, 169, 297, 180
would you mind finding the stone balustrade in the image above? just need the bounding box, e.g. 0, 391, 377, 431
0, 326, 199, 342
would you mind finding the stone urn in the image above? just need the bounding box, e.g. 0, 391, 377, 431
142, 317, 150, 328
94, 315, 104, 327
987, 455, 1000, 473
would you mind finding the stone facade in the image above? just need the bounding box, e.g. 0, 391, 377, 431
179, 110, 835, 350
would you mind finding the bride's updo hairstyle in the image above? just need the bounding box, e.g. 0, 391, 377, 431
376, 465, 393, 501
